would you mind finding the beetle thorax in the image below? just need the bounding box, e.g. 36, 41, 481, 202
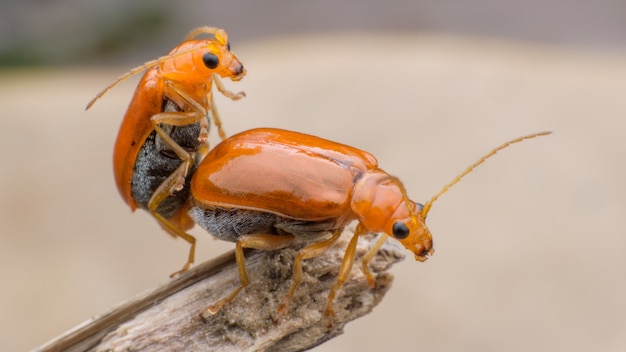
350, 169, 404, 233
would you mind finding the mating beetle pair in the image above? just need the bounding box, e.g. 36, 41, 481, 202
88, 26, 550, 323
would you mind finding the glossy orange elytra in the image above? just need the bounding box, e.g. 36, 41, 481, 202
87, 27, 246, 275
186, 128, 550, 325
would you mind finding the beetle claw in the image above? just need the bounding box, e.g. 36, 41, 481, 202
324, 306, 335, 328
366, 275, 377, 289
276, 300, 289, 317
199, 126, 209, 143
169, 260, 192, 278
205, 304, 221, 315
170, 175, 186, 194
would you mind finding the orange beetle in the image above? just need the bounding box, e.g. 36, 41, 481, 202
87, 27, 246, 275
187, 128, 550, 324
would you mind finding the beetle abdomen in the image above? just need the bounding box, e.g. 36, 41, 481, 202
131, 123, 201, 218
189, 206, 337, 243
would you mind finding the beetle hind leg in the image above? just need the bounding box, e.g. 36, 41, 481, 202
145, 155, 198, 276
277, 228, 344, 317
157, 218, 196, 277
204, 234, 295, 316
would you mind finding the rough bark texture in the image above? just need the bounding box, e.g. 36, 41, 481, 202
35, 232, 405, 352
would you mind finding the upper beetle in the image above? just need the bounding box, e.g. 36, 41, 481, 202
87, 27, 246, 275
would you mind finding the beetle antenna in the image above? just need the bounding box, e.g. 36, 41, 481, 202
185, 26, 222, 40
421, 131, 552, 218
85, 28, 225, 110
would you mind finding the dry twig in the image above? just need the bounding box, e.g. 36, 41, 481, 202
35, 232, 406, 352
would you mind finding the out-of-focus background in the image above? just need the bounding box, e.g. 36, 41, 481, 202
2, 1, 625, 351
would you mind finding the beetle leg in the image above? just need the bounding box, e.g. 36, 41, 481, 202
147, 179, 197, 276
150, 81, 208, 194
210, 74, 245, 140
144, 124, 197, 260
144, 164, 196, 275
277, 228, 344, 317
142, 81, 209, 276
148, 202, 197, 277
150, 118, 195, 194
204, 234, 295, 316
361, 234, 389, 288
162, 80, 211, 143
208, 92, 227, 140
212, 73, 246, 101
324, 224, 368, 327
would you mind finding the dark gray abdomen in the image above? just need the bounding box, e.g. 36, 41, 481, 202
131, 123, 201, 218
189, 206, 338, 243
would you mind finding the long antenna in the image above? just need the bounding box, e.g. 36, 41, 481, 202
421, 131, 552, 218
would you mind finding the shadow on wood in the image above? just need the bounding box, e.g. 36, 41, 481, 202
35, 231, 406, 352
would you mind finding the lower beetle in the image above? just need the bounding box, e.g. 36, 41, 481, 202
187, 128, 550, 323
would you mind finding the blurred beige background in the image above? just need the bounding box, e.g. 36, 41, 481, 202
2, 1, 626, 352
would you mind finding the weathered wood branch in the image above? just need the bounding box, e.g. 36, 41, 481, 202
34, 232, 405, 352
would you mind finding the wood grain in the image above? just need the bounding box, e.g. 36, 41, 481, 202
34, 232, 406, 352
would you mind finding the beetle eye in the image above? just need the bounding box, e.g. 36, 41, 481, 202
202, 52, 219, 69
392, 222, 409, 239
415, 203, 424, 211
226, 41, 231, 51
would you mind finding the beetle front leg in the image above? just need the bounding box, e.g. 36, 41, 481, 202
210, 74, 245, 140
277, 228, 343, 317
203, 234, 295, 317
212, 73, 246, 101
360, 234, 389, 288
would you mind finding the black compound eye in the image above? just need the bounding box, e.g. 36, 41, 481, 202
202, 52, 219, 69
415, 203, 424, 211
392, 222, 410, 239
226, 41, 231, 51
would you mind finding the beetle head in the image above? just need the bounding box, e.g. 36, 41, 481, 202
196, 28, 246, 81
85, 27, 246, 110
388, 201, 434, 262
351, 170, 434, 261
161, 28, 246, 84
